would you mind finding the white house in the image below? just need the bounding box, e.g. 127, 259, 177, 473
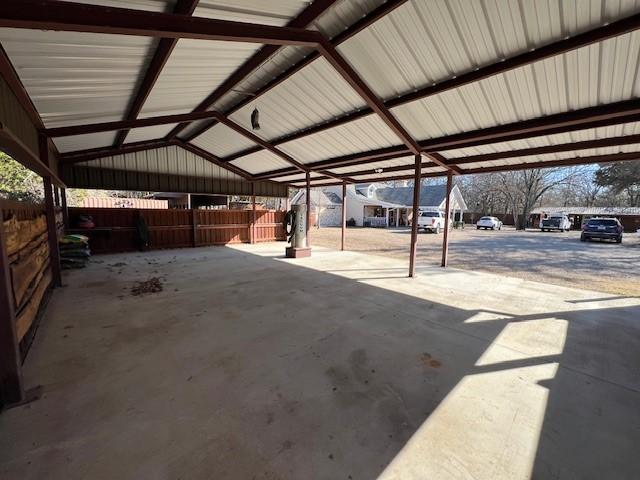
292, 183, 467, 228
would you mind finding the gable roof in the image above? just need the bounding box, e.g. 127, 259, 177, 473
292, 190, 341, 207
374, 184, 447, 208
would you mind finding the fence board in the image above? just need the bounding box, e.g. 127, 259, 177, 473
69, 207, 285, 253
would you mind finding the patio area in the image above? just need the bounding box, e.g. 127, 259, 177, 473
1, 243, 639, 479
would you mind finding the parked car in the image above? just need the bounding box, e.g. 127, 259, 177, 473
581, 218, 623, 243
417, 210, 445, 233
476, 216, 502, 230
540, 214, 571, 232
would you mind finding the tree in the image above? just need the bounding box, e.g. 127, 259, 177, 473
0, 152, 43, 202
594, 160, 640, 206
497, 167, 585, 229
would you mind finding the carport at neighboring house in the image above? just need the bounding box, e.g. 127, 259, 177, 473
2, 1, 640, 478
531, 207, 640, 232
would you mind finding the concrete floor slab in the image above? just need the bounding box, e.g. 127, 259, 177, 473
1, 243, 639, 479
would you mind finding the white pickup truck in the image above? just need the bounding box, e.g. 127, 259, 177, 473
417, 210, 445, 233
540, 214, 572, 232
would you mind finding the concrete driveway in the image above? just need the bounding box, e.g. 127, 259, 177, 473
310, 226, 640, 296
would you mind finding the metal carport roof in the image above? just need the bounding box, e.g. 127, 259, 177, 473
1, 0, 640, 192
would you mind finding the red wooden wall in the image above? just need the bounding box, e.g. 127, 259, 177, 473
69, 207, 286, 254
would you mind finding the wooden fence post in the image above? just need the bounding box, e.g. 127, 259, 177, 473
0, 211, 25, 406
191, 209, 197, 248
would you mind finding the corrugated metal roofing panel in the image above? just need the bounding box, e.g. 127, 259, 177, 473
329, 155, 416, 174
0, 28, 156, 128
190, 123, 258, 157
278, 114, 400, 164
441, 121, 640, 167
228, 57, 368, 140
392, 31, 640, 141
77, 144, 244, 179
125, 124, 178, 143
141, 0, 313, 117
457, 143, 640, 170
208, 0, 386, 114
137, 40, 262, 117
194, 0, 312, 25
230, 150, 294, 174
63, 0, 176, 11
271, 171, 324, 183
210, 46, 314, 114
337, 0, 640, 100
55, 132, 118, 153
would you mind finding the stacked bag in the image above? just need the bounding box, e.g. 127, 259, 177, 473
59, 234, 91, 269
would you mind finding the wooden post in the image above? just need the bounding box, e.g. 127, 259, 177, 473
409, 154, 421, 278
441, 171, 453, 267
341, 181, 347, 251
53, 186, 60, 206
305, 172, 311, 245
40, 136, 62, 287
251, 183, 257, 244
0, 213, 24, 406
60, 188, 69, 229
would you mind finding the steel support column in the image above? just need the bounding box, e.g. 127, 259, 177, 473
251, 183, 257, 244
60, 188, 69, 228
53, 186, 60, 207
408, 154, 421, 278
305, 172, 311, 244
441, 171, 453, 267
0, 212, 24, 406
341, 181, 347, 251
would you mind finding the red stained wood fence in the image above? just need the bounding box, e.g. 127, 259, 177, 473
69, 207, 286, 254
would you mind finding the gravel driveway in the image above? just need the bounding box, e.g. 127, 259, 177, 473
309, 226, 640, 296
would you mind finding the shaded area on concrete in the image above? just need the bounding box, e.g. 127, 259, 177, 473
0, 244, 639, 479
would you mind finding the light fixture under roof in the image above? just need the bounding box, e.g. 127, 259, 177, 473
251, 107, 260, 130
374, 168, 383, 174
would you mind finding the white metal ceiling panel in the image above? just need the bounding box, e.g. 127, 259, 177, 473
78, 144, 244, 180
442, 121, 640, 166
329, 155, 416, 174
54, 132, 117, 154
230, 150, 294, 174
137, 40, 262, 117
337, 0, 640, 100
392, 31, 640, 141
125, 124, 178, 143
194, 0, 312, 25
190, 123, 258, 157
0, 28, 156, 128
228, 57, 368, 141
63, 0, 176, 11
457, 143, 640, 170
278, 114, 400, 164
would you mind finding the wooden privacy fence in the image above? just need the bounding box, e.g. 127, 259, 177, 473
1, 200, 61, 352
69, 207, 286, 254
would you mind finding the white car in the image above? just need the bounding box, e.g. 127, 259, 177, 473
476, 216, 502, 230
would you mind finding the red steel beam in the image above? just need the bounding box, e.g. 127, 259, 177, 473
114, 0, 200, 147
44, 110, 224, 138
167, 0, 342, 140
0, 0, 322, 46
180, 0, 409, 142
332, 133, 640, 177
306, 150, 640, 187
408, 154, 421, 278
208, 11, 640, 162
258, 99, 640, 178
441, 171, 452, 268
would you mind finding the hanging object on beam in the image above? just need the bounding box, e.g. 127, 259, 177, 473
251, 107, 261, 130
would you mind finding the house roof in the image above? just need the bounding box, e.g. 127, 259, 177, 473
292, 190, 342, 207
2, 0, 640, 193
373, 184, 447, 208
532, 206, 640, 216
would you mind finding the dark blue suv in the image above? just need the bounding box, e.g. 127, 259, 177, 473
580, 218, 623, 243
